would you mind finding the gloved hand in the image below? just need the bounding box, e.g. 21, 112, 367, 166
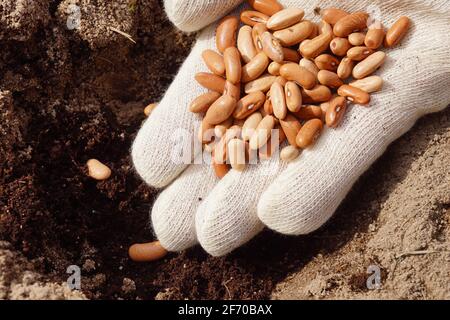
132, 0, 450, 257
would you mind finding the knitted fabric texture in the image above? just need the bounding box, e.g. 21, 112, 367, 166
164, 0, 243, 32
132, 0, 450, 256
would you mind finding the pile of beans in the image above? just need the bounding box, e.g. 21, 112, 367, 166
191, 0, 410, 179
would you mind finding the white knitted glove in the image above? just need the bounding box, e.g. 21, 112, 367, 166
132, 0, 450, 256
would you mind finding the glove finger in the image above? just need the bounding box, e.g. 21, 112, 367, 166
152, 162, 218, 252
164, 0, 244, 32
131, 26, 217, 188
196, 157, 286, 257
258, 3, 450, 235
258, 105, 417, 235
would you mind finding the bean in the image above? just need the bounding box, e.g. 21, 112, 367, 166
242, 112, 263, 141
244, 142, 256, 164
299, 24, 333, 58
267, 8, 305, 30
308, 23, 319, 39
319, 20, 333, 34
204, 95, 237, 124
347, 46, 374, 61
214, 125, 242, 163
215, 117, 234, 138
249, 115, 276, 150
330, 37, 351, 56
277, 124, 287, 145
326, 96, 347, 128
317, 70, 343, 88
333, 12, 369, 37
298, 39, 310, 52
285, 81, 302, 112
213, 136, 228, 164
296, 118, 323, 149
258, 137, 278, 160
228, 139, 246, 171
224, 47, 242, 84
243, 142, 256, 165
261, 31, 284, 63
260, 107, 269, 118
273, 20, 314, 46
385, 16, 410, 47
337, 57, 354, 79
315, 54, 340, 72
268, 61, 283, 76
348, 32, 366, 46
216, 16, 239, 53
279, 114, 302, 146
299, 58, 319, 76
214, 127, 226, 140
338, 84, 371, 105
301, 85, 332, 103
275, 76, 287, 86
244, 74, 277, 93
87, 159, 111, 180
202, 49, 225, 76
224, 80, 241, 101
293, 105, 323, 120
240, 10, 269, 27
227, 125, 243, 139
233, 91, 265, 119
270, 81, 287, 120
350, 76, 384, 93
352, 51, 386, 79
195, 72, 226, 93
252, 23, 268, 53
212, 158, 230, 179
198, 119, 215, 144
320, 101, 331, 115
365, 21, 385, 49
282, 47, 301, 63
280, 145, 300, 162
259, 124, 286, 159
204, 141, 215, 154
237, 25, 257, 63
279, 63, 316, 90
321, 8, 349, 25
264, 91, 273, 115
189, 92, 221, 113
144, 103, 157, 116
241, 52, 270, 83
248, 0, 284, 16
128, 241, 168, 262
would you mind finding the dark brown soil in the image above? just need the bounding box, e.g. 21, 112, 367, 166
0, 0, 302, 300
1, 0, 449, 300
0, 0, 198, 300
